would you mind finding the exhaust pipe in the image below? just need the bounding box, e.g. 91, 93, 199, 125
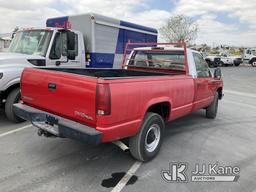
37, 129, 56, 138
112, 140, 129, 153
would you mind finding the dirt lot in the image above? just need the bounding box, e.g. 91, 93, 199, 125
0, 66, 256, 192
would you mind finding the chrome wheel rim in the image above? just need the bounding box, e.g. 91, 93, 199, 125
145, 124, 161, 153
252, 62, 256, 67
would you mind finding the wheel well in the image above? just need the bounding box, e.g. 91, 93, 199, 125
146, 102, 170, 121
217, 87, 223, 100
2, 84, 20, 100
205, 59, 211, 63
249, 57, 256, 64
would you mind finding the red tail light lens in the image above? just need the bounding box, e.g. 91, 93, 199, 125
96, 84, 111, 116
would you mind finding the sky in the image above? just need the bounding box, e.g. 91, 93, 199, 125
0, 0, 255, 47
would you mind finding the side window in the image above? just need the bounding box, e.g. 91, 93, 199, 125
49, 33, 61, 60
130, 51, 149, 67
61, 32, 79, 60
193, 52, 211, 78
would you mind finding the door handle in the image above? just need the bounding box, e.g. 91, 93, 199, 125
48, 83, 57, 90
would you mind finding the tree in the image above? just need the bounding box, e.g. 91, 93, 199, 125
160, 15, 199, 45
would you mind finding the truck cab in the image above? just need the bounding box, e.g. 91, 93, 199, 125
0, 28, 85, 122
243, 48, 256, 67
7, 28, 85, 68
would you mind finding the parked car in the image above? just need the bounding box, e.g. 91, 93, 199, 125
220, 54, 233, 66
14, 42, 223, 162
205, 55, 221, 67
0, 13, 157, 122
220, 54, 243, 67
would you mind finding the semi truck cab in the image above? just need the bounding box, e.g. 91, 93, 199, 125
9, 28, 85, 68
243, 48, 256, 67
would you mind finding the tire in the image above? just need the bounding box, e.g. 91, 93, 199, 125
5, 88, 25, 123
206, 92, 219, 119
213, 62, 219, 68
234, 61, 241, 66
129, 112, 165, 162
206, 60, 213, 68
251, 59, 256, 67
220, 61, 225, 67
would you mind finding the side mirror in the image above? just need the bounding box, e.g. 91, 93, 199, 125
214, 67, 222, 79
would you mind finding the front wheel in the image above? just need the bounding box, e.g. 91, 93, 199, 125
5, 88, 25, 123
206, 92, 219, 119
251, 59, 256, 67
129, 112, 165, 162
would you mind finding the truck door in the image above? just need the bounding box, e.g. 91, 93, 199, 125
243, 49, 251, 61
46, 31, 82, 68
193, 52, 214, 110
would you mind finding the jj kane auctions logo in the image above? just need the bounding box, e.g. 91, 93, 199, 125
161, 162, 240, 182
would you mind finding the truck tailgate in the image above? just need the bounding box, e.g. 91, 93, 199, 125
21, 68, 97, 126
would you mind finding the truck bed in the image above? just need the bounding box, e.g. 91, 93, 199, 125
42, 68, 172, 79
20, 67, 197, 143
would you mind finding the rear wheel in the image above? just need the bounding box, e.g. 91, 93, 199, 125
129, 112, 165, 162
5, 88, 25, 123
234, 61, 241, 66
206, 60, 213, 68
206, 92, 219, 119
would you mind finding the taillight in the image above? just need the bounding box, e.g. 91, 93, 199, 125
96, 84, 111, 116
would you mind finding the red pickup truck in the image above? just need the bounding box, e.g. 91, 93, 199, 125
14, 43, 223, 162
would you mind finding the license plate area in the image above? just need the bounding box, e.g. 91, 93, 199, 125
32, 115, 60, 136
46, 115, 58, 125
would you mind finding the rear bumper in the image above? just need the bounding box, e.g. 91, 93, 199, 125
13, 103, 102, 145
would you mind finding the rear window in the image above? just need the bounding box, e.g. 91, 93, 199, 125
129, 50, 185, 70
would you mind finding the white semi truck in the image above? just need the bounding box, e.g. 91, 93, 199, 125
0, 13, 158, 122
243, 48, 256, 67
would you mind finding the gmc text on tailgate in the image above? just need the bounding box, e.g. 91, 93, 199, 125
14, 42, 223, 162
